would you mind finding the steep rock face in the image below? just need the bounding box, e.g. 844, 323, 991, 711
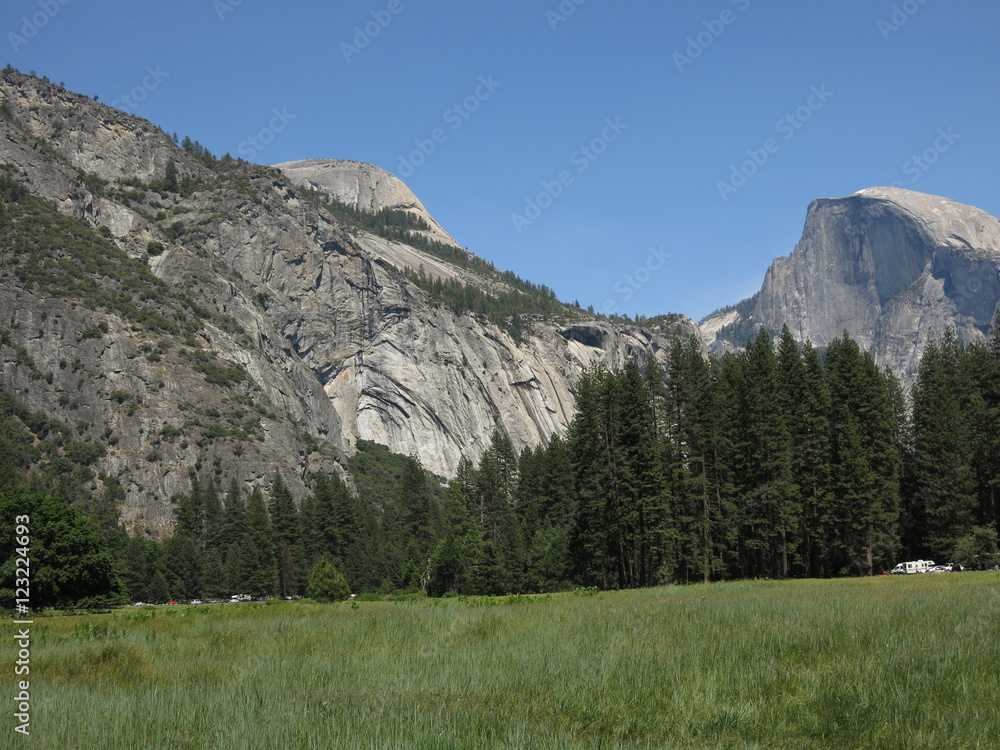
0, 71, 700, 531
0, 81, 348, 534
195, 179, 693, 477
702, 187, 1000, 380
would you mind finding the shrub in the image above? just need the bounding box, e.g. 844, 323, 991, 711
307, 560, 351, 603
952, 527, 1000, 570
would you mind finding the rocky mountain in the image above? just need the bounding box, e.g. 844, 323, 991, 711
273, 158, 460, 248
702, 187, 1000, 381
0, 70, 696, 535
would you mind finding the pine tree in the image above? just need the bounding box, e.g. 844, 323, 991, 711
173, 475, 205, 541
609, 362, 668, 588
200, 547, 227, 599
202, 480, 222, 551
910, 332, 979, 557
148, 570, 171, 604
223, 542, 247, 595
825, 333, 901, 575
301, 474, 341, 566
518, 439, 575, 591
736, 329, 798, 578
116, 534, 160, 603
474, 429, 521, 591
568, 365, 614, 587
79, 475, 125, 540
964, 333, 1000, 537
163, 158, 178, 193
160, 532, 201, 599
268, 472, 299, 597
427, 458, 483, 595
387, 455, 437, 590
219, 479, 246, 549
793, 342, 834, 576
242, 488, 277, 596
667, 336, 729, 583
465, 539, 507, 596
427, 533, 465, 597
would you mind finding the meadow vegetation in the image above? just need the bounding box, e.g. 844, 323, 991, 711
7, 573, 999, 749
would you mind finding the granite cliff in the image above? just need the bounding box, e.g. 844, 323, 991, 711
0, 71, 695, 534
702, 187, 1000, 381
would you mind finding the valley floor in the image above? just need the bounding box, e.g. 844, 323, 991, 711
6, 573, 1000, 749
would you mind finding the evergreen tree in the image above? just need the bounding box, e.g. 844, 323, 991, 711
518, 440, 574, 590
202, 480, 222, 551
825, 334, 901, 575
173, 475, 204, 541
464, 539, 507, 596
609, 362, 668, 588
473, 430, 521, 590
161, 532, 201, 599
792, 342, 834, 576
965, 333, 1000, 536
79, 476, 125, 541
116, 533, 160, 603
393, 455, 437, 590
665, 336, 724, 583
241, 488, 277, 596
223, 542, 247, 595
147, 570, 171, 604
910, 332, 980, 557
427, 533, 465, 597
737, 329, 798, 578
163, 158, 178, 193
219, 479, 247, 549
268, 472, 297, 548
301, 474, 343, 567
568, 364, 615, 587
268, 472, 299, 597
199, 547, 227, 599
427, 459, 482, 596
307, 559, 351, 602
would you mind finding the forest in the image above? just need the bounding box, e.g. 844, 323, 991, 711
2, 323, 999, 608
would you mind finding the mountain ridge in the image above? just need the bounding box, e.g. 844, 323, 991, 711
702, 186, 1000, 380
4, 68, 999, 538
0, 70, 696, 534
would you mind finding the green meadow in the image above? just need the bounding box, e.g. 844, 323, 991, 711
6, 573, 1000, 749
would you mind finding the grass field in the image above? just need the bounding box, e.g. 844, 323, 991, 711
5, 573, 1000, 749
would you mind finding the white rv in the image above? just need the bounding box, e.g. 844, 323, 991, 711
890, 560, 935, 575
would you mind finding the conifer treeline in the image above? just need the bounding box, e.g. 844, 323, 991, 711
109, 322, 998, 602
3, 321, 993, 605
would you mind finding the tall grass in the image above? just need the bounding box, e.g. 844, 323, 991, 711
6, 573, 999, 749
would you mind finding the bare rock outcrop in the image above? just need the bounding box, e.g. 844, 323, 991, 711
702, 187, 1000, 382
274, 158, 461, 248
0, 70, 699, 533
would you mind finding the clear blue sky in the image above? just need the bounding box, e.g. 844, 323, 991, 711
4, 0, 999, 321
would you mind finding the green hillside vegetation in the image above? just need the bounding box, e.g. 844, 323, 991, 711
0, 390, 105, 505
301, 187, 585, 331
0, 393, 128, 609
4, 574, 999, 749
0, 173, 201, 336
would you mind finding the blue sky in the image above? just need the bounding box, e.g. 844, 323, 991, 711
4, 0, 999, 321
